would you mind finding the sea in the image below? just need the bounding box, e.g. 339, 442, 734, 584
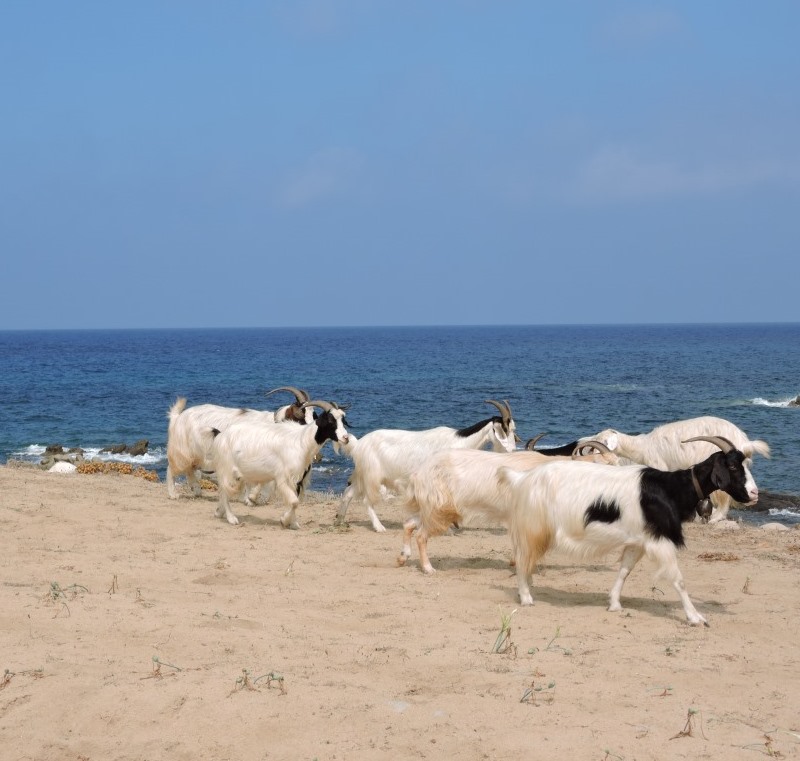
1, 324, 798, 525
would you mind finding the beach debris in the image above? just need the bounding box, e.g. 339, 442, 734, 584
697, 551, 740, 562
75, 461, 159, 481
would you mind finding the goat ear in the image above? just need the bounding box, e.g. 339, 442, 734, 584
605, 433, 619, 451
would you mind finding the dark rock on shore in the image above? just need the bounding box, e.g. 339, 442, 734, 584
736, 490, 800, 513
100, 440, 149, 456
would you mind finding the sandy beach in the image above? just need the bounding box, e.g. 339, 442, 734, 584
2, 463, 799, 761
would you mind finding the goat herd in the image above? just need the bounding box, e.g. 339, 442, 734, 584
166, 386, 771, 626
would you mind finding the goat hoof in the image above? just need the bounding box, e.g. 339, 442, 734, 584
397, 554, 408, 567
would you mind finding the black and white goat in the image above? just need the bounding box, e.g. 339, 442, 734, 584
498, 435, 759, 626
399, 441, 618, 573
165, 387, 314, 499
211, 400, 349, 529
335, 400, 518, 532
577, 416, 769, 522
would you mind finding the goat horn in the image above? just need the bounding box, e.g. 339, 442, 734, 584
485, 399, 511, 424
525, 432, 548, 450
302, 399, 337, 412
572, 440, 612, 457
682, 435, 736, 454
266, 386, 310, 403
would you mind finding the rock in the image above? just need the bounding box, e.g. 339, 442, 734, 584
788, 394, 800, 407
127, 439, 149, 457
712, 520, 741, 531
102, 444, 128, 454
739, 490, 800, 513
49, 461, 77, 473
45, 444, 64, 454
760, 522, 790, 532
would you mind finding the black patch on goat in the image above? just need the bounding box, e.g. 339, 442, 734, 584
584, 499, 621, 526
538, 440, 580, 456
456, 417, 502, 438
638, 468, 695, 547
314, 411, 344, 445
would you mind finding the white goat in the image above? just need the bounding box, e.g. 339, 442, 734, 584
500, 435, 759, 626
211, 400, 349, 529
579, 416, 769, 522
399, 442, 619, 573
335, 400, 518, 533
165, 387, 314, 499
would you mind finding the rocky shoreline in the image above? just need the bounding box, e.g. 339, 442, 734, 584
35, 440, 150, 471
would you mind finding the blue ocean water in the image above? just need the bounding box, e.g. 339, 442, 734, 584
1, 324, 798, 524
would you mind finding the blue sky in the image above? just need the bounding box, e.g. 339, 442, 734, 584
2, 2, 798, 329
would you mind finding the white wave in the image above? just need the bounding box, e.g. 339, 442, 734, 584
768, 508, 800, 520
751, 397, 798, 408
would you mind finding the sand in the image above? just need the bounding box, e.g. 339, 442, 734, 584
1, 463, 799, 761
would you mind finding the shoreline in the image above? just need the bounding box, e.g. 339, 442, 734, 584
6, 456, 800, 527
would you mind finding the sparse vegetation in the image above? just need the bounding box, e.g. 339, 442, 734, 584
492, 608, 517, 654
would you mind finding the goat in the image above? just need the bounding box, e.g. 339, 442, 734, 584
499, 435, 759, 626
211, 400, 349, 529
399, 442, 618, 573
578, 416, 769, 522
335, 400, 519, 533
165, 387, 314, 500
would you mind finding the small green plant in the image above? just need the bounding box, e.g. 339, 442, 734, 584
47, 581, 89, 601
254, 671, 287, 695
230, 668, 287, 696
670, 707, 707, 740
492, 608, 517, 654
520, 678, 556, 705
544, 626, 572, 655
142, 655, 182, 680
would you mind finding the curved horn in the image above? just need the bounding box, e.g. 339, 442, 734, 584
302, 399, 337, 413
485, 399, 511, 424
682, 435, 736, 454
266, 386, 310, 403
572, 440, 612, 457
525, 432, 548, 451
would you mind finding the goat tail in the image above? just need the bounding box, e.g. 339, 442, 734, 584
744, 439, 771, 459
167, 397, 188, 427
